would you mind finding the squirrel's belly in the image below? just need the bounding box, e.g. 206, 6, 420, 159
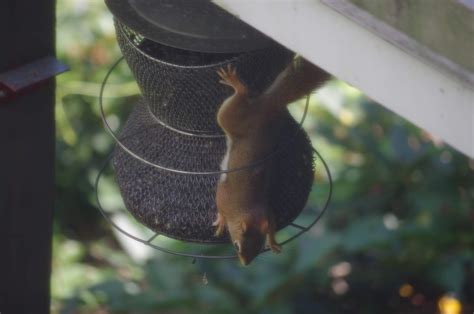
219, 136, 232, 182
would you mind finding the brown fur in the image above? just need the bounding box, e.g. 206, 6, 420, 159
214, 58, 330, 265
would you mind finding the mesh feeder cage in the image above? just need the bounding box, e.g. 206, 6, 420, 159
98, 0, 331, 256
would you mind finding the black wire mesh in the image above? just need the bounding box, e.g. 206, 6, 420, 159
115, 19, 294, 134
112, 99, 315, 243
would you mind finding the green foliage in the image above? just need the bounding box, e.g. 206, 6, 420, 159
53, 1, 474, 313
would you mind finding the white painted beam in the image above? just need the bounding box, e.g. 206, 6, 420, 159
213, 0, 474, 158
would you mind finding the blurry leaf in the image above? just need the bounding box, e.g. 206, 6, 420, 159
342, 216, 392, 251
294, 232, 341, 272
389, 124, 420, 163
145, 258, 188, 295
429, 255, 466, 293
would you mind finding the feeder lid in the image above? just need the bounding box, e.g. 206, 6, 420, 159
105, 0, 276, 53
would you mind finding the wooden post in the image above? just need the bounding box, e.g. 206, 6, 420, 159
0, 1, 55, 313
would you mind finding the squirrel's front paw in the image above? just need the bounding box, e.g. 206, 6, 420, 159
269, 242, 281, 254
213, 212, 226, 236
266, 234, 281, 254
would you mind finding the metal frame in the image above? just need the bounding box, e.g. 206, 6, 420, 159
95, 146, 332, 260
96, 56, 333, 260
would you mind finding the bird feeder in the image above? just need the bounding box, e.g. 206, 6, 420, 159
97, 0, 332, 258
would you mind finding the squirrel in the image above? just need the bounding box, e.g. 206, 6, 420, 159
214, 57, 330, 265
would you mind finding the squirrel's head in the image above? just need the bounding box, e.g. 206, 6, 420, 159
228, 218, 269, 266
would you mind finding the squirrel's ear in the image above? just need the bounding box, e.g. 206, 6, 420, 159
260, 219, 270, 234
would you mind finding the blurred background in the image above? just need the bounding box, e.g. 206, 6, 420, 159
52, 1, 474, 313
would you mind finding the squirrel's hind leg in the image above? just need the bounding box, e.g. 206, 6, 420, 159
217, 65, 248, 95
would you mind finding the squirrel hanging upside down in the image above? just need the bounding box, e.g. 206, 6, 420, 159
214, 57, 330, 265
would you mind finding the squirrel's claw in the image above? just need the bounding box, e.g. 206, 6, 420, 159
269, 243, 281, 254
216, 65, 247, 94
216, 68, 226, 79
213, 212, 226, 236
266, 233, 281, 254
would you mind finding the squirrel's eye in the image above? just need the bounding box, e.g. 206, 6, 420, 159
233, 241, 241, 252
